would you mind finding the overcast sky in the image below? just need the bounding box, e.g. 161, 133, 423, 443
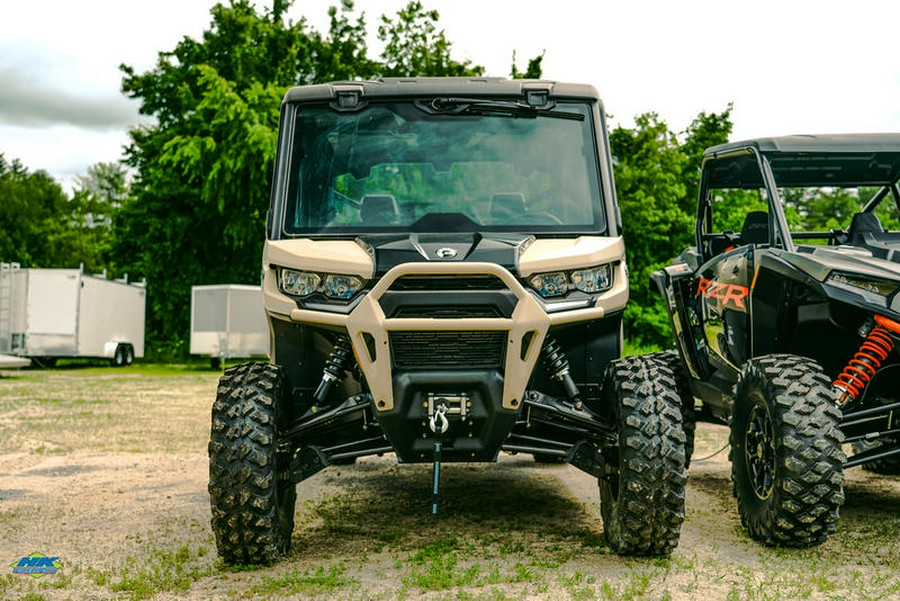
3, 0, 900, 190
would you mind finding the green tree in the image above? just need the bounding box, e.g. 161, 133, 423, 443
113, 1, 302, 353
378, 1, 482, 76
611, 108, 732, 347
679, 105, 733, 207
0, 154, 114, 272
510, 50, 544, 79
67, 162, 129, 273
112, 0, 488, 355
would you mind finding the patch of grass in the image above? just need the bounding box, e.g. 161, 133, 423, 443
375, 527, 405, 547
85, 522, 213, 601
0, 367, 219, 453
455, 588, 515, 601
559, 569, 596, 601
105, 544, 211, 599
0, 575, 15, 595
403, 538, 481, 591
249, 564, 358, 597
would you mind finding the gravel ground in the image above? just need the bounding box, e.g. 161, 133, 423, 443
2, 365, 900, 600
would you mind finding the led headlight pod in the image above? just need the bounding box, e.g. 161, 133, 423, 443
530, 271, 568, 298
571, 264, 612, 293
827, 272, 898, 307
528, 263, 615, 298
323, 274, 364, 299
279, 268, 367, 300
280, 269, 320, 297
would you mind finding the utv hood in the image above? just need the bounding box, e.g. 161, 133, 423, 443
363, 233, 530, 276
787, 245, 900, 283
779, 246, 900, 315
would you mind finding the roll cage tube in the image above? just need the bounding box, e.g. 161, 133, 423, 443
757, 151, 796, 253
695, 146, 795, 259
862, 182, 900, 215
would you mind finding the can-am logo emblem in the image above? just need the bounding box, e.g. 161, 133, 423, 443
435, 247, 458, 259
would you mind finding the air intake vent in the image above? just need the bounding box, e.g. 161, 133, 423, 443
390, 305, 504, 318
389, 275, 507, 291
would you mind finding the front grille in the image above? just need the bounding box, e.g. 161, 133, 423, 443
390, 331, 506, 369
391, 305, 504, 318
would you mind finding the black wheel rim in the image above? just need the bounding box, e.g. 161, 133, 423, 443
744, 401, 775, 501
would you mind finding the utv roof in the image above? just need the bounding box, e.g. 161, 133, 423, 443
702, 133, 900, 188
282, 77, 602, 104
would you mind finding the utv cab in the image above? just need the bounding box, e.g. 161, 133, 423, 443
207, 78, 688, 564
653, 134, 900, 547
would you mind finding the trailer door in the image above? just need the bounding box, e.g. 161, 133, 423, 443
26, 270, 79, 355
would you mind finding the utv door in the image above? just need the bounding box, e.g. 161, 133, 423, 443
695, 246, 753, 372
694, 210, 770, 377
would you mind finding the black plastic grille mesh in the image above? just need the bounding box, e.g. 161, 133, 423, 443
389, 330, 506, 369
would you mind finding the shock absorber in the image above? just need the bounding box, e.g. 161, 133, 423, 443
833, 315, 899, 403
540, 336, 581, 403
313, 334, 354, 404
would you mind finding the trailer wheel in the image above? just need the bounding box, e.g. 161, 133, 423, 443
123, 344, 134, 366
110, 344, 127, 367
598, 356, 686, 555
209, 362, 296, 564
731, 355, 844, 547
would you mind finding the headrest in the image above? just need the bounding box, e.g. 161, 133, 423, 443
740, 211, 769, 245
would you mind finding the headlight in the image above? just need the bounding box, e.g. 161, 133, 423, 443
528, 264, 614, 299
571, 265, 612, 293
279, 268, 366, 300
827, 272, 898, 307
280, 269, 320, 297
323, 274, 364, 299
529, 272, 568, 298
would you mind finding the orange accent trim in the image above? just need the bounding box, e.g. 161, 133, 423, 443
874, 314, 900, 334
750, 266, 760, 290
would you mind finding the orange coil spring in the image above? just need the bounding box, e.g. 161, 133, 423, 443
833, 325, 895, 402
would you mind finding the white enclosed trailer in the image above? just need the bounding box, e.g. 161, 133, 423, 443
190, 285, 268, 366
0, 263, 146, 366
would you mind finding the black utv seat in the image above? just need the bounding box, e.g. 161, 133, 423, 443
360, 194, 399, 225
489, 192, 526, 223
847, 211, 884, 245
739, 211, 769, 246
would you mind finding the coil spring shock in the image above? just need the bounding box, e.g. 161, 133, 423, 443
540, 336, 581, 402
313, 334, 353, 404
833, 316, 898, 403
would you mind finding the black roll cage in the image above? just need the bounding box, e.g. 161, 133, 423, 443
696, 146, 900, 262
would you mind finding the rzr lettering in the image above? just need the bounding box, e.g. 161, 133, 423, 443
696, 278, 748, 309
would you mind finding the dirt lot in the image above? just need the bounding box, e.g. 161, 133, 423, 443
2, 365, 900, 600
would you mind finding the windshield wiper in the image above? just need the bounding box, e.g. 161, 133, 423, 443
416, 97, 584, 121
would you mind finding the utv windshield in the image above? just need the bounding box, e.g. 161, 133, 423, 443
282, 101, 606, 235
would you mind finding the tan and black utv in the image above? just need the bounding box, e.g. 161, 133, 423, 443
208, 78, 687, 564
